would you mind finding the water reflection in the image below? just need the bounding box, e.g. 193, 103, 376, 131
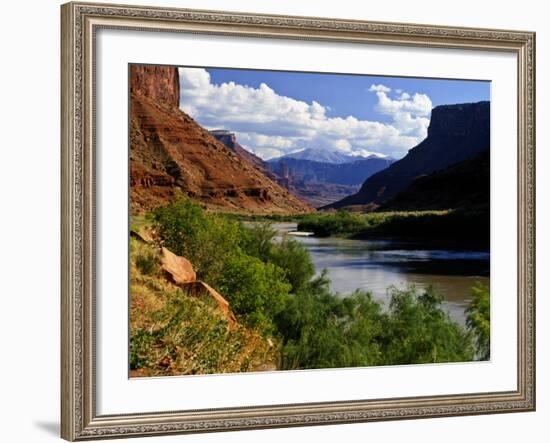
273, 223, 490, 325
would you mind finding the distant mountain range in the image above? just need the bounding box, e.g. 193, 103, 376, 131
325, 101, 490, 210
267, 156, 394, 207
268, 157, 395, 186
207, 134, 394, 208
274, 147, 388, 164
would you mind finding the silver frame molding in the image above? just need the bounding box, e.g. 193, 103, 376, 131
61, 2, 536, 440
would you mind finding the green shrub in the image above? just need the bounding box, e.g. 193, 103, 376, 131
466, 283, 490, 360
216, 253, 292, 333
380, 286, 474, 364
269, 238, 315, 293
153, 198, 244, 283
298, 210, 487, 247
298, 210, 370, 237
241, 222, 277, 262
240, 224, 314, 293
276, 274, 385, 370
148, 199, 480, 371
276, 282, 475, 370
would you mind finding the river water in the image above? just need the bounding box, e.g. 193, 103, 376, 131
272, 223, 490, 325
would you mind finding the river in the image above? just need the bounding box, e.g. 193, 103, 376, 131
272, 222, 490, 325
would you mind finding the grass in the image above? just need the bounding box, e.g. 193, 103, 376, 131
130, 214, 152, 233
129, 238, 278, 376
135, 250, 158, 275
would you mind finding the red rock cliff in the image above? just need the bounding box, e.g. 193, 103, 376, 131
130, 65, 180, 108
129, 65, 312, 215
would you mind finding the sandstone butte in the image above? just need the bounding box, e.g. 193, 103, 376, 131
129, 64, 313, 215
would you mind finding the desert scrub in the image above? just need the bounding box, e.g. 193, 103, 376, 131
275, 278, 476, 370
129, 237, 277, 376
130, 286, 277, 375
466, 282, 490, 360
130, 286, 276, 375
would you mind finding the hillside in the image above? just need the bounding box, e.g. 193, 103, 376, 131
209, 129, 276, 180
129, 65, 312, 214
129, 236, 277, 377
379, 150, 489, 211
325, 101, 490, 209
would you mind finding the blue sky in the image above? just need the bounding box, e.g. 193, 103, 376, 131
208, 69, 490, 123
178, 66, 490, 160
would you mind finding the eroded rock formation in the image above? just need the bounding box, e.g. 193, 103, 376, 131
129, 66, 312, 214
326, 101, 490, 209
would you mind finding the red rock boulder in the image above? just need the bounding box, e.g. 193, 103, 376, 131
160, 247, 196, 284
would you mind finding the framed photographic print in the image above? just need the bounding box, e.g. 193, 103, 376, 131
61, 1, 536, 440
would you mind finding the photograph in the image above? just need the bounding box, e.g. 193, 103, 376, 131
129, 64, 491, 377
56, 2, 536, 440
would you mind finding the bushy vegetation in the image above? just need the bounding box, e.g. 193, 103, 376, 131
466, 283, 490, 360
130, 198, 490, 375
153, 199, 244, 284
380, 286, 474, 364
215, 254, 291, 332
298, 209, 488, 247
275, 273, 386, 369
276, 277, 474, 369
152, 199, 313, 335
298, 210, 448, 237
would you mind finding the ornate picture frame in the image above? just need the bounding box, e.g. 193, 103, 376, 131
61, 1, 535, 440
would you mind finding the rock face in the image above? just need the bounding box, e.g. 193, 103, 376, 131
325, 101, 490, 209
130, 65, 180, 108
129, 66, 312, 214
209, 130, 277, 180
161, 247, 197, 284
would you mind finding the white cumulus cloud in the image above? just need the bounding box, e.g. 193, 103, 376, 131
369, 84, 392, 93
178, 68, 432, 160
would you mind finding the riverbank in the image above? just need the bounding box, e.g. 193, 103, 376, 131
129, 198, 490, 375
297, 208, 490, 249
272, 222, 489, 326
